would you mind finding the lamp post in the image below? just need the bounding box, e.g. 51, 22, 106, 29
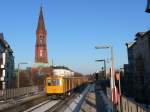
95, 59, 106, 79
95, 45, 115, 106
17, 62, 28, 88
95, 45, 115, 90
146, 0, 150, 13
95, 45, 116, 111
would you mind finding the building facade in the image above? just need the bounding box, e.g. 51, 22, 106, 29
125, 31, 150, 103
0, 33, 14, 89
53, 66, 74, 77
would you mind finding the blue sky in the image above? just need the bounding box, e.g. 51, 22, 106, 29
0, 0, 149, 74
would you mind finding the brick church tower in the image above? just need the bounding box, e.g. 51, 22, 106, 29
35, 7, 48, 64
31, 6, 52, 85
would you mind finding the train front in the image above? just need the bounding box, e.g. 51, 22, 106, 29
45, 77, 64, 99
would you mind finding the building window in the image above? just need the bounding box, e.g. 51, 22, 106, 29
40, 37, 43, 46
40, 49, 43, 57
0, 69, 2, 77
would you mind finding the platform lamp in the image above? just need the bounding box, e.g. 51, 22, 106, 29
95, 45, 115, 91
95, 59, 106, 79
146, 0, 150, 13
95, 45, 116, 106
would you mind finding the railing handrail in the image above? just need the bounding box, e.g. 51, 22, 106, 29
0, 85, 44, 101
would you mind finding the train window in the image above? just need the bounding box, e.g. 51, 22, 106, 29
47, 80, 52, 86
55, 80, 60, 85
47, 79, 60, 86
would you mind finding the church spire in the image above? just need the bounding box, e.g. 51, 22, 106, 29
36, 6, 46, 33
35, 5, 48, 64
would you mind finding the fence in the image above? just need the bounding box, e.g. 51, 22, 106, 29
0, 85, 44, 101
106, 87, 149, 112
121, 96, 149, 112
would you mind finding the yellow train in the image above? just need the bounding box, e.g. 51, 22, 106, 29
45, 76, 88, 99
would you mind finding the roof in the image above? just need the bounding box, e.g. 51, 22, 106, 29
134, 30, 150, 41
53, 66, 74, 72
127, 30, 150, 49
126, 42, 135, 49
135, 32, 145, 41
32, 62, 50, 68
53, 66, 69, 70
0, 33, 13, 53
36, 7, 46, 32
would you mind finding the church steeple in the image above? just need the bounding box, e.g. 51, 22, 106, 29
36, 7, 46, 33
34, 6, 48, 64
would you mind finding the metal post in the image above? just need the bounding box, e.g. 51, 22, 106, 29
17, 64, 20, 88
111, 46, 115, 90
95, 45, 115, 106
119, 74, 121, 112
110, 46, 116, 112
17, 63, 28, 88
104, 60, 106, 79
95, 59, 106, 79
119, 69, 123, 112
52, 59, 53, 67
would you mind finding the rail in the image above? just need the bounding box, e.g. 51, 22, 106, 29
0, 85, 44, 101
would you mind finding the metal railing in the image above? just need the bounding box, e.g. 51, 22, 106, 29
0, 85, 44, 101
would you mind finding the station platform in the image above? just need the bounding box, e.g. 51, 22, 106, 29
80, 81, 113, 112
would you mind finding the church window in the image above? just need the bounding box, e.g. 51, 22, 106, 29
40, 36, 43, 45
40, 50, 43, 57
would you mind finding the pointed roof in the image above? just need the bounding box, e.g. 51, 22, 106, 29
0, 33, 13, 53
37, 7, 46, 32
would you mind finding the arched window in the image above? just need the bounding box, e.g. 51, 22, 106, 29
39, 35, 43, 46
40, 49, 43, 57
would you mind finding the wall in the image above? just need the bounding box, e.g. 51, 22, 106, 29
121, 96, 149, 112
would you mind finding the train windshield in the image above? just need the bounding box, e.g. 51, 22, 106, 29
47, 79, 60, 86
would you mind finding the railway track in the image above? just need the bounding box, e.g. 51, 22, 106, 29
47, 93, 77, 112
1, 85, 88, 112
23, 86, 87, 112
24, 93, 77, 112
24, 85, 88, 112
24, 100, 60, 112
1, 95, 48, 112
1, 92, 79, 112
